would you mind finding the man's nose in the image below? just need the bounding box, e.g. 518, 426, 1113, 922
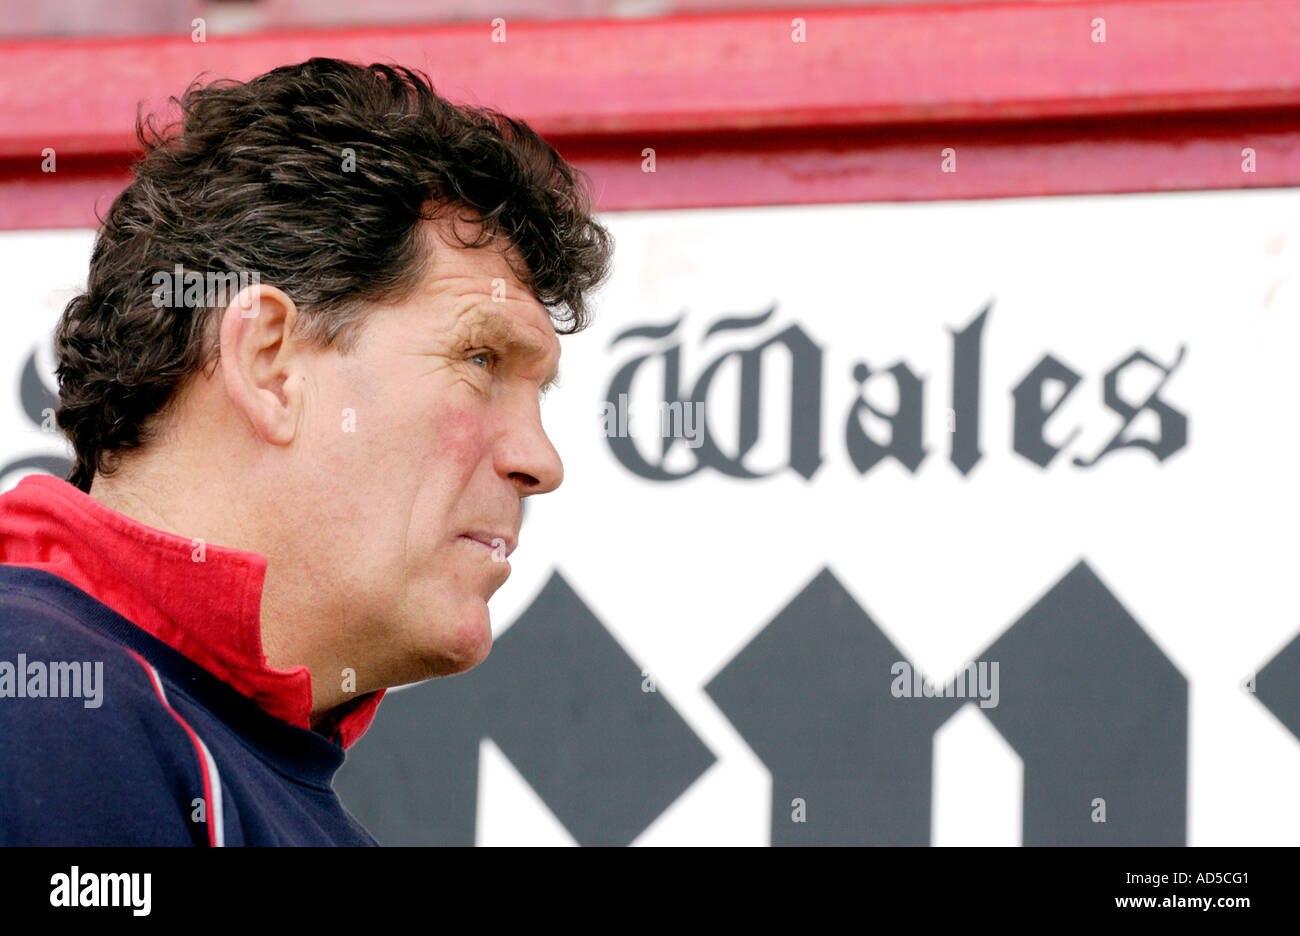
501, 400, 564, 496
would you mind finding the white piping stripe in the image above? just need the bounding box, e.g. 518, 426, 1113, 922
140, 661, 226, 847
190, 732, 226, 848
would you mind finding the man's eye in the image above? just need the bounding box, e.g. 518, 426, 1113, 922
469, 349, 497, 370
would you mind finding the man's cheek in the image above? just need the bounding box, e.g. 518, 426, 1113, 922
435, 407, 488, 485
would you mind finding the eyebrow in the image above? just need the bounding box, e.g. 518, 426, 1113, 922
463, 306, 561, 396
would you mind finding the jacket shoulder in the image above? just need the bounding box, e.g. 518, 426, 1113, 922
0, 568, 210, 845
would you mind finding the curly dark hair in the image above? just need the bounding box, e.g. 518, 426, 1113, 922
54, 57, 613, 492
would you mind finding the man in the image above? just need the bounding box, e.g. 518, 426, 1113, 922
0, 58, 612, 844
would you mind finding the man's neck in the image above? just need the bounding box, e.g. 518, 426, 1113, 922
88, 467, 352, 731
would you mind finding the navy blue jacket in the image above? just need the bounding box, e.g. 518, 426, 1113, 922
0, 475, 383, 846
0, 565, 377, 845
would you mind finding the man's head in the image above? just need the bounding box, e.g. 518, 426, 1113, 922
52, 59, 613, 704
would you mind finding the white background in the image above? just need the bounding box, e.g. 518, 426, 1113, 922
4, 188, 1298, 844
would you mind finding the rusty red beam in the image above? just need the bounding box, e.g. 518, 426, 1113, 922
1, 1, 1298, 228
4, 109, 1295, 228
1, 1, 1298, 156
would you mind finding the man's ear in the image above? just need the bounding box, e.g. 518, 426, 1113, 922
218, 284, 304, 446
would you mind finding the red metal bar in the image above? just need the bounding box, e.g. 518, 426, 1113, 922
5, 110, 1294, 228
1, 2, 1298, 228
4, 1, 1300, 153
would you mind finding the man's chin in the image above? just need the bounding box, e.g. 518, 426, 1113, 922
416, 600, 495, 678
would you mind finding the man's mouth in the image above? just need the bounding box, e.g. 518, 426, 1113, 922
459, 533, 516, 560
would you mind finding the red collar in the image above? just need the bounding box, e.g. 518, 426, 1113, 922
0, 474, 383, 748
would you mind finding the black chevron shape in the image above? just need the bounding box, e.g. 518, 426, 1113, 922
977, 560, 1187, 845
1253, 631, 1300, 743
708, 561, 1187, 845
707, 567, 961, 845
335, 570, 715, 845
